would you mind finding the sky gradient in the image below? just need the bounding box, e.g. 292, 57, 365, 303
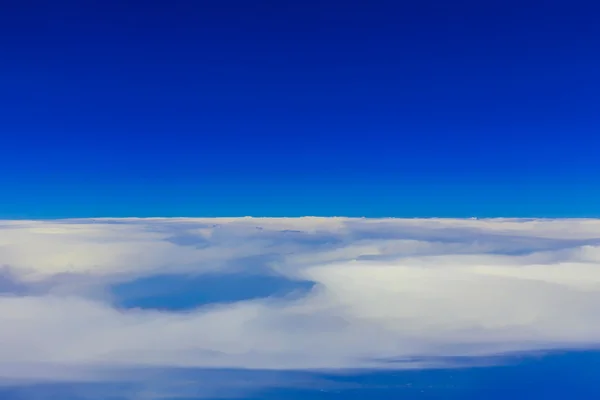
2, 3, 600, 397
2, 0, 600, 218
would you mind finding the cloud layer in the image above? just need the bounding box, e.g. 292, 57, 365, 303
2, 217, 600, 383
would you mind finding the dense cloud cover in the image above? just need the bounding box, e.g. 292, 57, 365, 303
1, 217, 600, 395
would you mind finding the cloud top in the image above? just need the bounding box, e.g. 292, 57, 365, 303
1, 217, 600, 381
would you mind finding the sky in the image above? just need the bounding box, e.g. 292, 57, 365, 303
2, 1, 600, 399
2, 0, 600, 218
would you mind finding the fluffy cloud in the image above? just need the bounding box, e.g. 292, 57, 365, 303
1, 217, 600, 383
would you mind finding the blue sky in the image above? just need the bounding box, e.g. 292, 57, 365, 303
2, 1, 600, 399
2, 0, 600, 218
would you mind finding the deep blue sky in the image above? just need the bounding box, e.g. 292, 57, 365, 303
2, 0, 599, 218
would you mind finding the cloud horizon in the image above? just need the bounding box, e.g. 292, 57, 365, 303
2, 217, 600, 390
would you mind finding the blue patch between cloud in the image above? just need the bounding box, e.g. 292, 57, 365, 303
0, 267, 29, 296
110, 272, 315, 311
1, 350, 600, 399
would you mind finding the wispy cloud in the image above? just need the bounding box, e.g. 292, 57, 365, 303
1, 217, 600, 389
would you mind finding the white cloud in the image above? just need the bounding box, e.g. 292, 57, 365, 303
1, 218, 600, 382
